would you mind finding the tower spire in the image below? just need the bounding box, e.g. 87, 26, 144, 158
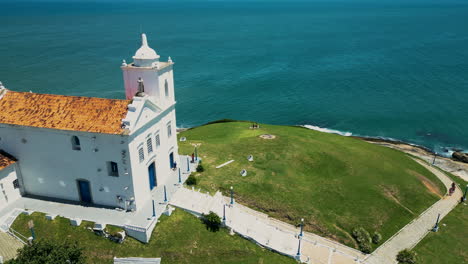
141, 33, 148, 47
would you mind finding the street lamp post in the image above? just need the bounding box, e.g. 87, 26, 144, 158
462, 184, 468, 202
296, 236, 302, 260
195, 147, 198, 161
178, 168, 182, 184
230, 186, 234, 205
152, 200, 156, 217
299, 218, 304, 238
432, 213, 441, 232
187, 156, 190, 172
164, 185, 168, 203
223, 204, 226, 223
432, 153, 437, 165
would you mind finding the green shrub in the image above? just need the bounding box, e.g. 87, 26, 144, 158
397, 249, 417, 264
7, 240, 85, 264
202, 211, 221, 232
358, 242, 372, 254
186, 175, 197, 186
196, 164, 204, 172
372, 232, 382, 244
352, 227, 373, 253
352, 227, 371, 244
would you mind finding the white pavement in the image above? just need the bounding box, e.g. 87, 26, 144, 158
363, 159, 463, 264
170, 187, 365, 264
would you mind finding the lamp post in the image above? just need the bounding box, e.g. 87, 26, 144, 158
296, 236, 302, 260
187, 156, 190, 172
223, 204, 226, 223
299, 218, 304, 238
152, 199, 156, 217
230, 186, 234, 205
195, 147, 198, 161
164, 185, 168, 203
462, 184, 468, 202
178, 168, 182, 184
432, 213, 441, 232
432, 153, 437, 165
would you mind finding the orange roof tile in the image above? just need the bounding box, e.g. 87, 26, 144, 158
0, 91, 130, 134
0, 150, 16, 171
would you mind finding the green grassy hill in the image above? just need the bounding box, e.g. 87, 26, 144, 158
9, 210, 294, 264
178, 121, 446, 249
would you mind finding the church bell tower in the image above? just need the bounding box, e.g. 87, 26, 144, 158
121, 34, 175, 109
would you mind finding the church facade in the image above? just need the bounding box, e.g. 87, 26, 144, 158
0, 34, 179, 212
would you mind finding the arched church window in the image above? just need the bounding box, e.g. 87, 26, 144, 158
71, 136, 81, 151
164, 80, 169, 98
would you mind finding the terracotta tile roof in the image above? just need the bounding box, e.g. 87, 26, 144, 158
0, 91, 131, 134
0, 150, 16, 171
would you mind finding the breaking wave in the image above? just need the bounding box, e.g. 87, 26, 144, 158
302, 125, 353, 137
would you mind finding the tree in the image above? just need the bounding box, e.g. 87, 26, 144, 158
397, 249, 417, 264
202, 211, 222, 232
7, 240, 85, 264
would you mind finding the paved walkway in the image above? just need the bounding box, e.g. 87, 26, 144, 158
363, 159, 462, 264
170, 187, 365, 264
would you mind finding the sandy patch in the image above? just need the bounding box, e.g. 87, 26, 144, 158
259, 134, 276, 140
407, 170, 443, 197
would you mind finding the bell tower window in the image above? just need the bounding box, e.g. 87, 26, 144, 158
164, 80, 169, 98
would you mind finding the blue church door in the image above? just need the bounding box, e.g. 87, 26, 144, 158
77, 180, 92, 204
169, 152, 174, 169
148, 162, 157, 190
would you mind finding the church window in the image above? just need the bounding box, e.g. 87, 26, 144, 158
107, 161, 119, 177
155, 134, 161, 148
147, 137, 153, 154
167, 123, 172, 138
164, 80, 169, 98
13, 179, 19, 189
71, 136, 81, 151
138, 147, 145, 163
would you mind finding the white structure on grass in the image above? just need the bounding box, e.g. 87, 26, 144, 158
0, 34, 179, 213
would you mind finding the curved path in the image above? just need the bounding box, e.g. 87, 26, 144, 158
363, 159, 462, 264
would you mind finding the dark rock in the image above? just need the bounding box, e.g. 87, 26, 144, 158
452, 151, 468, 163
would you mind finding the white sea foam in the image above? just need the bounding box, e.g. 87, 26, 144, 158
302, 125, 353, 137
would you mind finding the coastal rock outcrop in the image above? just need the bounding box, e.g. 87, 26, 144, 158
452, 151, 468, 163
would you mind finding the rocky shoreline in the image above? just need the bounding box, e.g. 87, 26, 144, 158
359, 136, 468, 182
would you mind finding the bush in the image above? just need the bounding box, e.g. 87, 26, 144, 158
352, 227, 373, 253
352, 227, 371, 244
186, 175, 197, 185
397, 249, 417, 264
358, 242, 372, 254
372, 232, 382, 244
7, 240, 85, 264
196, 164, 204, 172
202, 211, 221, 232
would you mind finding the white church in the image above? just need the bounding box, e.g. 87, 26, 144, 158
0, 34, 180, 214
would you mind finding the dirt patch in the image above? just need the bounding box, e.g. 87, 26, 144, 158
380, 185, 416, 215
333, 224, 358, 248
408, 170, 443, 197
259, 134, 276, 140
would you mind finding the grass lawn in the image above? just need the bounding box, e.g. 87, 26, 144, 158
413, 175, 467, 264
178, 121, 446, 249
9, 209, 294, 264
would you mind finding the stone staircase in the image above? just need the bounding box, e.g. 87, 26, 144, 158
0, 230, 24, 262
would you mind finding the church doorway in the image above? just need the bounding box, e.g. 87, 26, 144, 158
148, 162, 157, 190
77, 179, 92, 204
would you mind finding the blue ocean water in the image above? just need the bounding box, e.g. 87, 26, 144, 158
0, 0, 467, 155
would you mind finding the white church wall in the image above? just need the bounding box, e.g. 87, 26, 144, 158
127, 108, 179, 210
0, 125, 137, 210
158, 66, 176, 109
0, 165, 21, 211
